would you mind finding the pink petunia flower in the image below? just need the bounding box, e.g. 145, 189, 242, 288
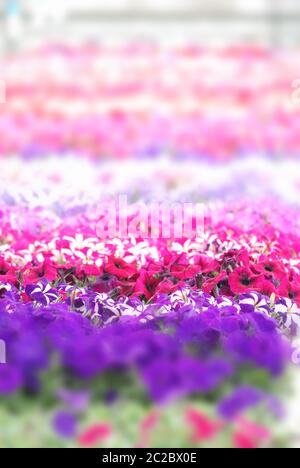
78, 423, 112, 448
186, 408, 223, 443
233, 417, 271, 449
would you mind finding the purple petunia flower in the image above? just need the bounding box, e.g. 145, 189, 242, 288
141, 356, 233, 403
217, 386, 265, 420
57, 389, 90, 413
0, 364, 23, 395
25, 282, 59, 306
225, 330, 286, 376
52, 411, 78, 439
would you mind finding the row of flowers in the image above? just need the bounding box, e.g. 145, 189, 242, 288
0, 197, 299, 303
0, 45, 299, 159
2, 282, 300, 335
2, 157, 300, 208
1, 248, 300, 306
3, 45, 295, 104
1, 110, 299, 160
1, 287, 294, 394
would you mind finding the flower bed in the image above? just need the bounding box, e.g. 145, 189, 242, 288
0, 192, 299, 447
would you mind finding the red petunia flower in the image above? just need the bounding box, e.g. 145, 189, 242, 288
228, 267, 261, 295
252, 257, 286, 280
278, 277, 300, 306
75, 263, 103, 280
221, 249, 250, 270
154, 279, 183, 297
0, 258, 17, 284
170, 263, 201, 280
170, 255, 219, 280
133, 269, 160, 300
104, 256, 137, 279
194, 255, 220, 274
202, 271, 227, 294
22, 261, 58, 285
251, 276, 276, 296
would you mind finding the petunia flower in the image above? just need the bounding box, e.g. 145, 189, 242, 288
56, 389, 90, 413
0, 364, 23, 395
278, 278, 300, 306
104, 256, 137, 279
186, 408, 223, 443
233, 417, 271, 449
25, 282, 59, 306
77, 423, 111, 447
22, 261, 58, 285
202, 271, 227, 294
253, 258, 286, 280
239, 292, 270, 315
0, 258, 17, 284
133, 269, 160, 300
75, 263, 103, 280
228, 267, 261, 295
136, 410, 161, 448
218, 386, 265, 420
273, 297, 300, 334
52, 411, 78, 439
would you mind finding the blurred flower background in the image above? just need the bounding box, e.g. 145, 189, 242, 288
0, 0, 300, 448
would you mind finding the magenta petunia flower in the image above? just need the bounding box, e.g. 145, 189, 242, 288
77, 423, 111, 447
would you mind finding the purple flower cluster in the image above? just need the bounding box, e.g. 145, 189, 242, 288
0, 287, 291, 404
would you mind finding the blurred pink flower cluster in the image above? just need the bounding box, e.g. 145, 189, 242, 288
0, 44, 299, 159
